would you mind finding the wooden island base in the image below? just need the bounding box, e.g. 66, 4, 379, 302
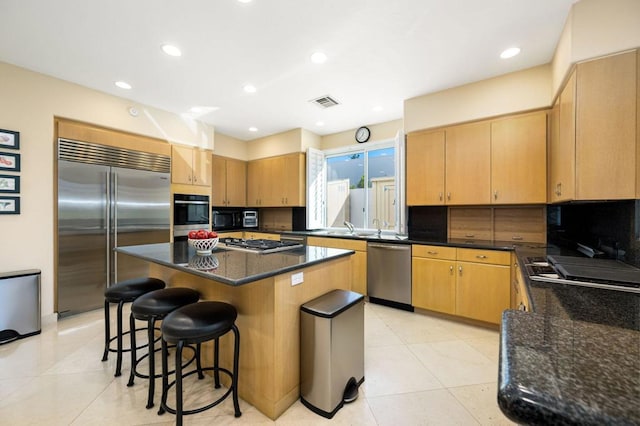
148, 255, 352, 420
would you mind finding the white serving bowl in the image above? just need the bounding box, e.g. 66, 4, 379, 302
188, 237, 219, 255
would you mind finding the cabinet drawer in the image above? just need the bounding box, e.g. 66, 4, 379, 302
457, 248, 510, 265
494, 207, 546, 243
448, 208, 492, 240
412, 244, 456, 260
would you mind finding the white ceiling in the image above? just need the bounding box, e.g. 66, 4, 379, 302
0, 0, 575, 140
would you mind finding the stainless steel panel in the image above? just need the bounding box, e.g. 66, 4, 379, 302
367, 242, 412, 305
112, 167, 170, 284
0, 270, 41, 343
57, 161, 109, 315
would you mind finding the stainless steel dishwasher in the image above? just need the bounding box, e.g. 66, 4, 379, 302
367, 242, 413, 311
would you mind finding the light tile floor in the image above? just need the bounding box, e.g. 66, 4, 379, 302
0, 302, 515, 425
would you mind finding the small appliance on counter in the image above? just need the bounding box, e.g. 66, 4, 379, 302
243, 210, 258, 228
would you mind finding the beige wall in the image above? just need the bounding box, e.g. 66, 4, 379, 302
0, 61, 214, 318
404, 64, 552, 133
301, 129, 322, 151
552, 0, 640, 95
213, 132, 248, 160
246, 128, 303, 160
320, 119, 403, 150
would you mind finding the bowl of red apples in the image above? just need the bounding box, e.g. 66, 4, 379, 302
187, 229, 219, 255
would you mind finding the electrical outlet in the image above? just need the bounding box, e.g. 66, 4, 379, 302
291, 272, 304, 286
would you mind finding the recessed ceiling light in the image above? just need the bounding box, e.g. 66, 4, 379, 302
373, 105, 383, 112
115, 81, 132, 90
500, 47, 521, 59
190, 106, 219, 114
310, 52, 327, 64
316, 121, 325, 126
237, 0, 252, 3
161, 44, 182, 57
249, 127, 258, 132
244, 84, 257, 93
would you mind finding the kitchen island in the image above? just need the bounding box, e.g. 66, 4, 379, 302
499, 248, 640, 425
116, 242, 355, 420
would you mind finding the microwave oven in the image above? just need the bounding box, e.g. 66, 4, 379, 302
212, 210, 243, 231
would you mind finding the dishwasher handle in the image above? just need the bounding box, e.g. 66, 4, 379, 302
368, 243, 411, 251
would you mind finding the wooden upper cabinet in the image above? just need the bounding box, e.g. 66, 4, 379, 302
211, 155, 247, 207
575, 51, 637, 200
406, 130, 445, 205
491, 111, 547, 204
445, 121, 491, 205
247, 153, 305, 207
171, 145, 211, 186
550, 71, 577, 202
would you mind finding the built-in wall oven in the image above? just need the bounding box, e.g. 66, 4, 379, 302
173, 194, 210, 241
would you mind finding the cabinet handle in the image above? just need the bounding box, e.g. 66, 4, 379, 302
494, 190, 498, 200
449, 265, 454, 274
458, 266, 463, 276
476, 255, 487, 259
465, 234, 475, 238
194, 175, 197, 183
439, 192, 443, 201
518, 303, 527, 312
555, 182, 562, 196
512, 236, 523, 241
447, 192, 451, 201
188, 175, 192, 182
427, 251, 438, 255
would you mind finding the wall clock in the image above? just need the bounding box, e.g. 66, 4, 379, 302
355, 126, 370, 143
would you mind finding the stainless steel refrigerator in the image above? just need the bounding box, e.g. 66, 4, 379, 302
57, 139, 171, 317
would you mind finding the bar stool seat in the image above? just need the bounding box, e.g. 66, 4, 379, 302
159, 301, 241, 425
127, 287, 201, 409
102, 277, 166, 377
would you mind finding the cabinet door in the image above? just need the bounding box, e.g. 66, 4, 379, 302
455, 261, 510, 324
445, 122, 491, 204
550, 71, 577, 202
491, 112, 547, 204
192, 149, 211, 186
281, 153, 305, 206
247, 159, 265, 206
406, 131, 445, 205
211, 155, 227, 206
225, 158, 247, 207
576, 51, 637, 200
412, 257, 456, 314
171, 145, 194, 185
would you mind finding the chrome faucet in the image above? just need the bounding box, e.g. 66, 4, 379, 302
343, 220, 355, 234
373, 218, 381, 236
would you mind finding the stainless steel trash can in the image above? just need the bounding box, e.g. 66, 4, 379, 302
300, 289, 364, 419
0, 269, 41, 345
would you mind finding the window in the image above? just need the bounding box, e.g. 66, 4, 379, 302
307, 133, 405, 233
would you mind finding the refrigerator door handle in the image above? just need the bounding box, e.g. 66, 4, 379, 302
105, 170, 111, 287
113, 172, 118, 283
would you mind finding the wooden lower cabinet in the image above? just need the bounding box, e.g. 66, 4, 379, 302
244, 231, 279, 241
455, 261, 510, 324
307, 236, 367, 295
412, 245, 511, 325
511, 257, 530, 312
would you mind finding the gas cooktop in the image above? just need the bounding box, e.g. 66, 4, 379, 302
524, 255, 640, 293
219, 238, 303, 254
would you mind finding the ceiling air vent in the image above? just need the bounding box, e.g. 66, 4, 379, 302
310, 95, 340, 109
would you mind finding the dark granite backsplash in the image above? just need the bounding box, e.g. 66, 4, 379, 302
547, 200, 640, 267
407, 206, 447, 242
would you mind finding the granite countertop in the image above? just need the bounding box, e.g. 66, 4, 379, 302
498, 248, 640, 425
116, 242, 354, 286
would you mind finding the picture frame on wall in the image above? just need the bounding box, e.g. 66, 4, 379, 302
0, 174, 19, 193
0, 129, 20, 150
0, 196, 20, 214
0, 152, 20, 172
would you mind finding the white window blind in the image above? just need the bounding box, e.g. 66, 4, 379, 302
306, 147, 326, 229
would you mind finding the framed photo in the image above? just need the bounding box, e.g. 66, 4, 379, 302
0, 174, 19, 193
0, 196, 20, 214
0, 129, 19, 150
0, 152, 20, 171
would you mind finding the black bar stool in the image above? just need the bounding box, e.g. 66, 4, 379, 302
102, 277, 166, 377
159, 301, 241, 425
127, 287, 201, 409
